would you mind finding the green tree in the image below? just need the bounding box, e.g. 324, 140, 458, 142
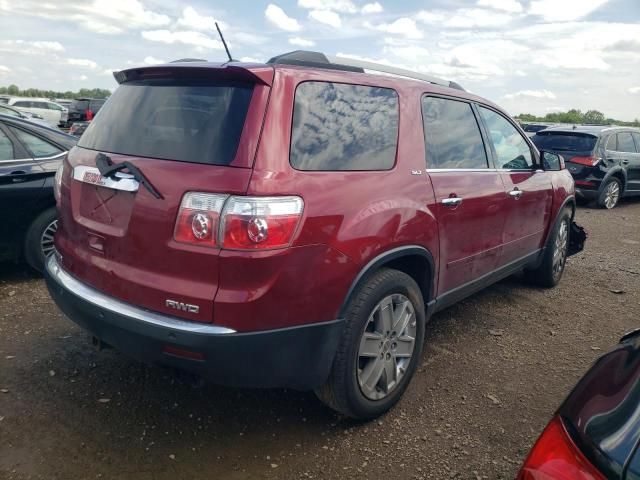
584, 110, 605, 124
7, 84, 19, 95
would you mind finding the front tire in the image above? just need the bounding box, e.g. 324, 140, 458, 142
525, 208, 571, 288
24, 207, 58, 273
597, 178, 621, 209
315, 269, 425, 419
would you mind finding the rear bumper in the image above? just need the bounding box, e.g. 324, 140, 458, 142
45, 255, 343, 390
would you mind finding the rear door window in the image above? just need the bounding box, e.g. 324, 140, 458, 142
0, 129, 14, 160
632, 132, 640, 151
290, 81, 399, 171
9, 127, 63, 158
13, 101, 31, 108
78, 79, 254, 166
605, 134, 617, 151
421, 96, 488, 169
617, 132, 637, 153
479, 107, 533, 170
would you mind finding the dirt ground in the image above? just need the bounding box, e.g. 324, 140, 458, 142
1, 200, 639, 480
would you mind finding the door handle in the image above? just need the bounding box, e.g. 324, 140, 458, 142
441, 197, 463, 207
9, 171, 27, 183
622, 160, 629, 165
509, 188, 523, 199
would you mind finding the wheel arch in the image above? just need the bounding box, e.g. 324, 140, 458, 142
606, 169, 627, 194
338, 246, 435, 318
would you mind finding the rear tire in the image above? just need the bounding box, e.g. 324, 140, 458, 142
597, 178, 621, 209
315, 269, 425, 420
24, 207, 58, 274
525, 208, 571, 288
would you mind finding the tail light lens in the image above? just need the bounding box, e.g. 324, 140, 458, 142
174, 193, 304, 250
517, 416, 605, 480
174, 193, 228, 247
570, 156, 600, 167
220, 196, 304, 250
53, 162, 64, 204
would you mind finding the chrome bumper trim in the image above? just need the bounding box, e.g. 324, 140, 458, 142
46, 255, 236, 335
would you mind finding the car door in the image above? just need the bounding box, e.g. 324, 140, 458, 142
422, 96, 507, 296
617, 131, 640, 194
477, 106, 553, 265
0, 124, 47, 245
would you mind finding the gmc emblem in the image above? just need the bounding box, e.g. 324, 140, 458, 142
165, 299, 200, 314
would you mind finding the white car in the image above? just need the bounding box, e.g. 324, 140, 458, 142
7, 98, 68, 127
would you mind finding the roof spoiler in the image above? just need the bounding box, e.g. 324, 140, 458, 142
267, 50, 465, 91
113, 63, 274, 86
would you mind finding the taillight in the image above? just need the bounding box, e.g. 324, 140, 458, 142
53, 162, 64, 204
174, 193, 228, 247
220, 196, 304, 250
570, 156, 600, 167
517, 416, 605, 480
174, 193, 304, 250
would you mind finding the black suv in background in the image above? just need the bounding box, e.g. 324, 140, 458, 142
65, 98, 106, 127
532, 126, 640, 209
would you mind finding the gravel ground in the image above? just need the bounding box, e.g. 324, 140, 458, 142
1, 200, 639, 480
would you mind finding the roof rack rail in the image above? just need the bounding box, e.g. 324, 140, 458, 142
267, 50, 464, 91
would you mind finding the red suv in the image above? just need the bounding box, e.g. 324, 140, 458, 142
46, 51, 583, 419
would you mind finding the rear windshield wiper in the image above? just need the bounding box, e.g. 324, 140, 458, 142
95, 153, 163, 199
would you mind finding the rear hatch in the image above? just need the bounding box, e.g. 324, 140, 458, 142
532, 131, 598, 178
56, 64, 273, 324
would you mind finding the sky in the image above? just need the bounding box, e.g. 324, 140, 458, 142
1, 0, 639, 120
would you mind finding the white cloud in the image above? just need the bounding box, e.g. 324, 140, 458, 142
504, 89, 557, 99
141, 30, 222, 50
0, 65, 10, 74
176, 6, 223, 31
239, 56, 262, 63
372, 18, 423, 39
629, 87, 640, 94
445, 9, 516, 28
143, 56, 165, 65
361, 2, 383, 14
477, 0, 522, 13
0, 0, 170, 34
66, 58, 98, 69
78, 74, 88, 81
528, 0, 610, 22
309, 10, 341, 28
382, 45, 430, 63
0, 40, 64, 55
289, 36, 316, 47
297, 0, 356, 13
416, 11, 446, 24
265, 4, 302, 32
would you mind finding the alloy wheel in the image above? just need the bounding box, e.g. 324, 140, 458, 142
552, 220, 568, 280
40, 219, 58, 258
604, 181, 620, 209
357, 294, 417, 401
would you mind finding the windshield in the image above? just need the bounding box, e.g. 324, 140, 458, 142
78, 79, 254, 165
532, 132, 597, 152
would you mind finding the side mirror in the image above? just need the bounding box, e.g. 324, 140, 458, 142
540, 151, 565, 171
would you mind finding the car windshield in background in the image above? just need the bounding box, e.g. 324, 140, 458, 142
77, 79, 254, 165
532, 132, 597, 152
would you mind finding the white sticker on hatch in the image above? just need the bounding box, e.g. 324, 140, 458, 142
72, 165, 139, 192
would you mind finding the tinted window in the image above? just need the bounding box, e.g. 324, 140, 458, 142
78, 79, 253, 166
422, 97, 487, 169
13, 101, 31, 108
10, 127, 62, 158
606, 134, 617, 151
0, 105, 21, 117
479, 107, 533, 169
617, 132, 637, 153
0, 129, 14, 160
532, 133, 597, 152
290, 82, 398, 171
632, 133, 640, 151
48, 103, 62, 111
89, 100, 106, 111
71, 99, 89, 111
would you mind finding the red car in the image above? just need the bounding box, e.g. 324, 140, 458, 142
46, 51, 584, 419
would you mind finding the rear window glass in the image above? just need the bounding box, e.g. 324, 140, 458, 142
532, 133, 597, 152
78, 79, 254, 165
290, 81, 398, 171
70, 100, 89, 111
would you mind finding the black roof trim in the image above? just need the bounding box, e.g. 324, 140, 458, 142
267, 51, 364, 73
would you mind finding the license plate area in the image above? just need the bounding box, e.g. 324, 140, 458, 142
73, 165, 139, 193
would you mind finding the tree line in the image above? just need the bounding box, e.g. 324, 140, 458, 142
0, 84, 111, 100
516, 109, 639, 127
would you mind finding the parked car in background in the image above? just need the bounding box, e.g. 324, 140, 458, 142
7, 98, 68, 128
518, 329, 640, 479
0, 103, 51, 126
521, 123, 553, 138
69, 121, 90, 136
65, 98, 106, 127
0, 115, 76, 272
46, 52, 583, 419
532, 126, 640, 209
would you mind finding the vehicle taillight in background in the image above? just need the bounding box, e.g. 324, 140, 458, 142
174, 193, 304, 250
569, 156, 600, 167
53, 162, 64, 204
517, 416, 605, 480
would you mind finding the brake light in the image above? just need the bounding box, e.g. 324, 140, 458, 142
517, 416, 605, 480
174, 193, 228, 247
220, 196, 304, 250
570, 156, 600, 167
53, 162, 64, 204
174, 193, 304, 250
